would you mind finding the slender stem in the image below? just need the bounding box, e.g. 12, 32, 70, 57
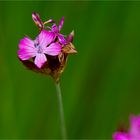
55, 82, 67, 139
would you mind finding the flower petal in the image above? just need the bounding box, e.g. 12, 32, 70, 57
44, 42, 61, 56
38, 30, 55, 48
18, 37, 36, 60
113, 132, 130, 140
19, 37, 34, 49
34, 53, 47, 68
58, 16, 64, 31
52, 24, 59, 33
18, 48, 36, 60
58, 34, 67, 45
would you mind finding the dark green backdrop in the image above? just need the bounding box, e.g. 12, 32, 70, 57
0, 1, 140, 139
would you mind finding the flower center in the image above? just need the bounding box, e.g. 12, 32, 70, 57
34, 40, 43, 54
37, 46, 43, 53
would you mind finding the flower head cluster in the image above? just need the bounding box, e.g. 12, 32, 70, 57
18, 12, 77, 82
113, 115, 140, 140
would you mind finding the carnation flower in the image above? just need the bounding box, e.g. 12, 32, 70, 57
18, 12, 77, 139
18, 30, 61, 68
18, 12, 77, 82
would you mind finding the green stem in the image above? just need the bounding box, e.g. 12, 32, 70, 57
55, 82, 67, 139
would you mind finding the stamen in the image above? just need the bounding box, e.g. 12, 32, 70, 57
37, 47, 43, 53
34, 38, 39, 47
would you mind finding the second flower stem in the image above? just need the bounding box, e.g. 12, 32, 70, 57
55, 82, 67, 139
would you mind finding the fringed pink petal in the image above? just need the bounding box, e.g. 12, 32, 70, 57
38, 30, 55, 48
19, 37, 34, 49
18, 37, 36, 60
44, 42, 61, 56
18, 47, 36, 60
34, 53, 47, 68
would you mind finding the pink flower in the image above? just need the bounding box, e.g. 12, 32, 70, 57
113, 115, 140, 140
51, 17, 67, 45
18, 12, 77, 82
18, 30, 61, 68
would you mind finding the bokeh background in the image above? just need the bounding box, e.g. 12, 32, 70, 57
0, 1, 140, 139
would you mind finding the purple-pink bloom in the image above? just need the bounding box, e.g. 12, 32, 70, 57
18, 30, 61, 68
113, 115, 140, 140
18, 12, 77, 82
51, 17, 67, 45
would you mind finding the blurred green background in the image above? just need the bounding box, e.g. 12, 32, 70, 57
0, 1, 140, 139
